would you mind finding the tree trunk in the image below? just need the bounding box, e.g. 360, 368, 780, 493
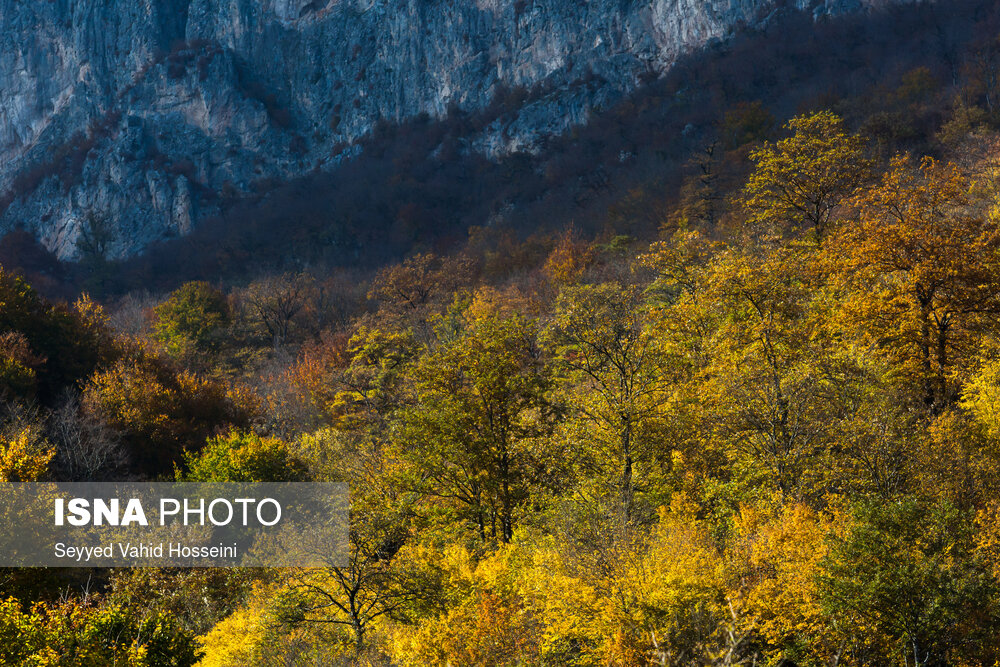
500, 443, 513, 542
621, 418, 633, 519
353, 619, 365, 655
935, 320, 950, 409
919, 296, 934, 409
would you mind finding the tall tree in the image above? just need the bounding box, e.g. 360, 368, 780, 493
401, 299, 552, 542
694, 244, 838, 500
544, 282, 672, 516
819, 498, 999, 666
827, 156, 1000, 411
740, 111, 872, 242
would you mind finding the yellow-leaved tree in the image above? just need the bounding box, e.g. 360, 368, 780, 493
544, 282, 674, 516
740, 110, 872, 242
0, 427, 52, 482
730, 501, 850, 664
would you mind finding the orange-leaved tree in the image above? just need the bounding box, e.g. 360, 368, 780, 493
827, 156, 1000, 411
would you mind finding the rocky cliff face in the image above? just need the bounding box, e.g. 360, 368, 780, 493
0, 0, 878, 260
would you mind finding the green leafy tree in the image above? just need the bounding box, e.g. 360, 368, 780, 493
0, 596, 201, 666
400, 298, 553, 542
182, 431, 308, 482
154, 281, 230, 358
819, 498, 1000, 666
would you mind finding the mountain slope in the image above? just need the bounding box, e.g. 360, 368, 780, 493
1, 0, 889, 259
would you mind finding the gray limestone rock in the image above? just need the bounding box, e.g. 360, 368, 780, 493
0, 0, 898, 259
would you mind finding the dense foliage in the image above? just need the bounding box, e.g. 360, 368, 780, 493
10, 2, 1000, 664
6, 104, 1000, 664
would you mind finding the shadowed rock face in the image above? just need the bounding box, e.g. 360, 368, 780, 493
0, 0, 876, 260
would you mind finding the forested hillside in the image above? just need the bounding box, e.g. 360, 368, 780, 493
8, 0, 1000, 299
5, 101, 1000, 664
8, 1, 1000, 665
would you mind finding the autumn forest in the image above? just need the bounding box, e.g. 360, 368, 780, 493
9, 3, 1000, 665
